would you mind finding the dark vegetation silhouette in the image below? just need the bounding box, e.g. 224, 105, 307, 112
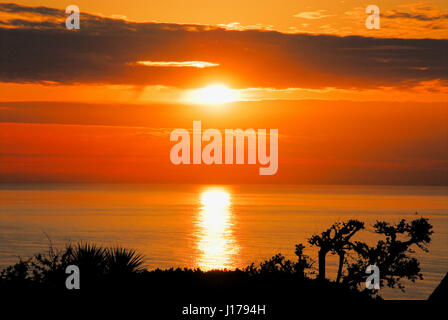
0, 217, 440, 316
308, 217, 433, 294
308, 219, 364, 282
345, 218, 433, 292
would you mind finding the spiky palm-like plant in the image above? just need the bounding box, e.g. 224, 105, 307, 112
106, 247, 145, 274
69, 243, 107, 277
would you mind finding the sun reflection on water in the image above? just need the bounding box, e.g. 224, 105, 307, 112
195, 188, 238, 270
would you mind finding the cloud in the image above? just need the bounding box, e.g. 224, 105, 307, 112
217, 22, 275, 31
340, 5, 448, 39
0, 3, 447, 90
0, 2, 64, 17
383, 10, 448, 21
135, 61, 219, 68
293, 10, 333, 20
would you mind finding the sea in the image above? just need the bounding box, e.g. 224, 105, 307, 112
0, 183, 446, 299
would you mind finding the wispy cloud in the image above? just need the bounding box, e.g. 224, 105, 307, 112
135, 61, 219, 68
383, 10, 448, 21
293, 10, 332, 20
217, 22, 275, 31
341, 4, 448, 38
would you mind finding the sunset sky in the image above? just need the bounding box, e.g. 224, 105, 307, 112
0, 1, 447, 185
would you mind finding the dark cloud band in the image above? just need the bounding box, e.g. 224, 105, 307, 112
0, 3, 447, 89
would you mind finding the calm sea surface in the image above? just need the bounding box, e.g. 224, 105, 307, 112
0, 183, 446, 299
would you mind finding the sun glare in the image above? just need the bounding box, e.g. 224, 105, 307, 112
200, 189, 231, 208
185, 84, 239, 105
196, 188, 238, 270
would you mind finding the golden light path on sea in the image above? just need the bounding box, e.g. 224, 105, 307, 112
195, 187, 238, 270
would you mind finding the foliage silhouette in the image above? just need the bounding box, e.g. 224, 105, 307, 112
0, 216, 436, 308
343, 217, 433, 293
106, 247, 145, 274
308, 219, 364, 281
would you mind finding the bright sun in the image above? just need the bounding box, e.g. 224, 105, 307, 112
186, 84, 239, 105
200, 189, 231, 208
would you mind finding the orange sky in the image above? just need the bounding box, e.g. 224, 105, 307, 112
1, 100, 446, 185
14, 0, 448, 38
0, 2, 447, 185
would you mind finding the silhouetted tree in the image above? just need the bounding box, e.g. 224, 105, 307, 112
294, 243, 314, 277
343, 217, 433, 292
332, 221, 365, 283
308, 220, 364, 281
